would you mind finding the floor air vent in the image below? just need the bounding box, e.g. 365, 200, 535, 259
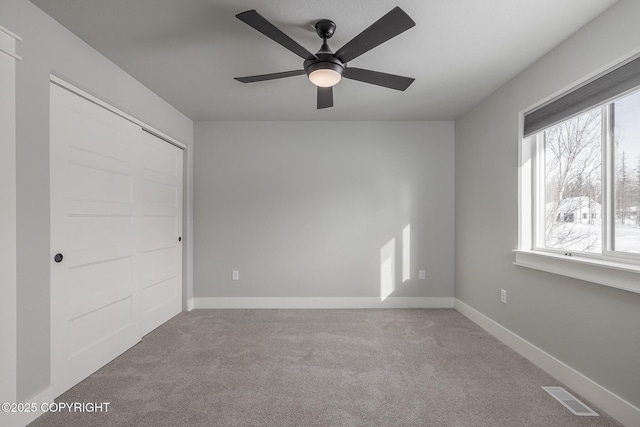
542, 387, 599, 416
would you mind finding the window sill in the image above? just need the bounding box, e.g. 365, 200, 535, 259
513, 249, 640, 295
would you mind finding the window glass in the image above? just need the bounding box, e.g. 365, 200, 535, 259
612, 90, 640, 253
543, 108, 602, 253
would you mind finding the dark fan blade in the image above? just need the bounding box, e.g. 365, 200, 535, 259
335, 7, 415, 64
317, 86, 333, 109
343, 67, 414, 91
236, 10, 317, 61
235, 70, 305, 83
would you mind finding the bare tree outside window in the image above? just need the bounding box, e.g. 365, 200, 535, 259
544, 108, 602, 252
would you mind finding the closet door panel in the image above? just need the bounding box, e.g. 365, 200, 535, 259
139, 131, 183, 335
50, 84, 141, 394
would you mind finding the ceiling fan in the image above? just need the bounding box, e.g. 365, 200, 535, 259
234, 7, 416, 109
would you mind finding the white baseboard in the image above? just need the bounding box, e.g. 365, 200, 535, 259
0, 385, 56, 427
454, 299, 640, 427
186, 298, 194, 311
193, 297, 454, 309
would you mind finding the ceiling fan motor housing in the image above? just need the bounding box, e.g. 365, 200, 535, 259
304, 19, 344, 82
304, 54, 344, 79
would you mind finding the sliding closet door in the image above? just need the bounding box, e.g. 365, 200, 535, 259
50, 83, 142, 393
140, 131, 183, 335
51, 82, 185, 395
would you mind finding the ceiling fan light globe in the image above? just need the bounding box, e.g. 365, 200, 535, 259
309, 69, 342, 87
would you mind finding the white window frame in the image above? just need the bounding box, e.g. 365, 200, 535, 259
516, 96, 640, 295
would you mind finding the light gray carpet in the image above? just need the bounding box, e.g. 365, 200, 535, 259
30, 309, 622, 426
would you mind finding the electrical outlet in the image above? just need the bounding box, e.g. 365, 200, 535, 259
500, 289, 507, 304
419, 270, 426, 280
232, 270, 239, 281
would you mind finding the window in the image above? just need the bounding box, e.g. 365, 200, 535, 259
517, 56, 640, 294
535, 92, 640, 257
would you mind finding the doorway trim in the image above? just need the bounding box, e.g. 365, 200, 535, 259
0, 24, 20, 427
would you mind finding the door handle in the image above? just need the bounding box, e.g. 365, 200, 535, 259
54, 253, 64, 263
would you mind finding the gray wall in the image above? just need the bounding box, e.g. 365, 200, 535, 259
0, 0, 193, 401
455, 0, 640, 408
194, 121, 454, 299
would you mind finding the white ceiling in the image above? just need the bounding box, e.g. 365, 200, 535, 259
30, 0, 616, 121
